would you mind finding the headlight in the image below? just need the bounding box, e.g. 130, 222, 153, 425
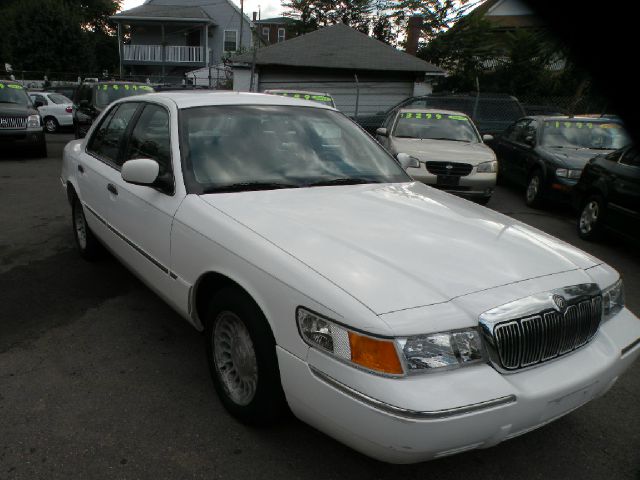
602, 278, 624, 320
555, 168, 582, 179
27, 114, 41, 129
477, 160, 498, 173
397, 329, 485, 372
297, 308, 486, 376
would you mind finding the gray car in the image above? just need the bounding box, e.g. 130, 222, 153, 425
376, 108, 497, 204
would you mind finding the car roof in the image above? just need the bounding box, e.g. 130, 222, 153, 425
397, 107, 469, 117
85, 81, 151, 86
265, 89, 333, 97
136, 91, 336, 110
530, 115, 622, 122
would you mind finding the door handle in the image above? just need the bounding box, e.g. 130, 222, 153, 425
77, 164, 84, 173
107, 183, 118, 195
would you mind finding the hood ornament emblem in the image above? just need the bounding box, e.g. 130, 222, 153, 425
552, 294, 567, 312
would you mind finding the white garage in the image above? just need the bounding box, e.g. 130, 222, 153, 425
232, 23, 444, 120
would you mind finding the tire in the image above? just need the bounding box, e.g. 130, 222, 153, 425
205, 287, 287, 425
577, 194, 605, 240
72, 195, 102, 260
44, 116, 59, 133
525, 169, 545, 208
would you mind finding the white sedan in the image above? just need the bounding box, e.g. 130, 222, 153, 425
29, 91, 73, 133
376, 108, 497, 204
60, 92, 640, 464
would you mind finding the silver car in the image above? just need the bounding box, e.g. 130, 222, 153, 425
376, 108, 497, 204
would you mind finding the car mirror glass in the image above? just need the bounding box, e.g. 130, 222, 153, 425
376, 127, 388, 137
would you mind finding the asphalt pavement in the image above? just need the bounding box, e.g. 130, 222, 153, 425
1, 134, 638, 479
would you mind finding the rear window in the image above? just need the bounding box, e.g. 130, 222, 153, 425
49, 94, 71, 104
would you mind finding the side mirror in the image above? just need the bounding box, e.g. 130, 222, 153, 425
397, 153, 420, 170
482, 134, 494, 142
524, 135, 535, 147
376, 127, 388, 137
121, 158, 159, 186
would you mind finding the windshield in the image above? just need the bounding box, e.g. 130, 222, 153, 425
270, 91, 335, 108
181, 105, 409, 193
0, 83, 30, 105
541, 120, 631, 150
94, 84, 154, 107
393, 112, 480, 142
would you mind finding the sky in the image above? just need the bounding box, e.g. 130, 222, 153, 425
121, 0, 284, 21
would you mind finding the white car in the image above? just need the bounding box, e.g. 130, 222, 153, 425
60, 92, 640, 464
29, 91, 73, 133
376, 108, 497, 204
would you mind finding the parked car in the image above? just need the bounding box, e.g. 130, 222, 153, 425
264, 89, 336, 108
46, 85, 79, 102
73, 81, 155, 138
375, 108, 497, 204
61, 91, 640, 464
489, 115, 631, 207
573, 145, 640, 241
358, 92, 526, 136
0, 80, 47, 157
28, 91, 73, 133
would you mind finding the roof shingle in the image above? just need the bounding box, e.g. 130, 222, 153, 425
233, 23, 443, 73
112, 4, 213, 22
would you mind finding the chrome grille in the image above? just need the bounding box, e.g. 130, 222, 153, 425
493, 296, 602, 370
425, 161, 473, 176
0, 116, 27, 130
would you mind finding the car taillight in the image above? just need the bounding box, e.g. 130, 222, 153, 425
66, 106, 73, 113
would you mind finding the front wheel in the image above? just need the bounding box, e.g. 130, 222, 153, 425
577, 195, 605, 240
525, 170, 545, 208
205, 288, 287, 425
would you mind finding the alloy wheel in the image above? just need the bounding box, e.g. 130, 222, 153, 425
579, 200, 599, 234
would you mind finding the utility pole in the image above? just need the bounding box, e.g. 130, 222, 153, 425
239, 0, 244, 51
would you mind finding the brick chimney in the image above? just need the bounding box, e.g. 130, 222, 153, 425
406, 16, 423, 56
252, 12, 257, 22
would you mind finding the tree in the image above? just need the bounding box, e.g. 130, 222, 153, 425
282, 0, 373, 34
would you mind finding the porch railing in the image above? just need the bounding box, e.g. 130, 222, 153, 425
123, 45, 205, 63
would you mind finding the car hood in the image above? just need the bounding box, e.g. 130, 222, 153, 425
0, 103, 36, 116
539, 146, 613, 169
200, 182, 600, 315
391, 138, 495, 165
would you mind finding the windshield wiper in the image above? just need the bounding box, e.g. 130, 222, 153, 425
306, 178, 379, 187
428, 137, 471, 142
201, 181, 300, 193
0, 100, 21, 104
395, 135, 418, 139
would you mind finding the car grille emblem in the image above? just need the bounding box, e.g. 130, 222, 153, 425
446, 164, 453, 170
552, 294, 567, 312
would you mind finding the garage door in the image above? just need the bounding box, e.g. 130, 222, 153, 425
258, 72, 414, 118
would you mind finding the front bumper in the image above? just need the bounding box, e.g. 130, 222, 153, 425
278, 307, 640, 463
407, 164, 496, 199
0, 128, 45, 145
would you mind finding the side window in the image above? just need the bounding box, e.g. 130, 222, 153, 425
383, 110, 396, 130
524, 119, 538, 143
87, 102, 140, 166
125, 104, 172, 176
619, 147, 640, 167
224, 30, 238, 52
78, 86, 92, 104
31, 94, 47, 105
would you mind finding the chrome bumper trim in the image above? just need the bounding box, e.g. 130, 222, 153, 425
310, 366, 516, 420
621, 337, 640, 356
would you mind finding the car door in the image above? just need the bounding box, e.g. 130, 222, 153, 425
79, 102, 141, 248
512, 118, 540, 184
608, 147, 640, 238
492, 119, 527, 182
104, 102, 185, 303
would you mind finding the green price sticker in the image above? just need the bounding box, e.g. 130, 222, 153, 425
139, 86, 153, 91
7, 84, 23, 90
448, 115, 468, 121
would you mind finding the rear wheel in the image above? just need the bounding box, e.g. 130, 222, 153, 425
205, 288, 287, 425
525, 169, 545, 208
44, 116, 59, 133
72, 196, 102, 260
578, 195, 605, 240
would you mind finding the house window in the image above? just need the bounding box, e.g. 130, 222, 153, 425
224, 30, 238, 52
262, 27, 270, 42
277, 28, 285, 43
